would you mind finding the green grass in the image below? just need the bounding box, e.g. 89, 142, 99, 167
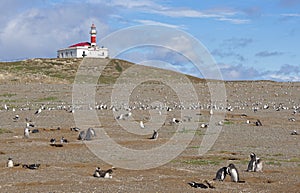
265, 161, 281, 166
0, 93, 17, 97
223, 121, 234, 125
115, 63, 123, 72
98, 76, 117, 84
284, 158, 300, 163
0, 128, 12, 135
183, 159, 220, 166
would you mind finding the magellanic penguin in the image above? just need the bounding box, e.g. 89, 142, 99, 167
213, 167, 228, 181
23, 164, 40, 170
247, 152, 257, 172
7, 158, 14, 168
93, 167, 101, 178
254, 158, 263, 172
149, 130, 158, 140
24, 128, 30, 138
93, 167, 113, 178
188, 181, 208, 189
227, 163, 245, 183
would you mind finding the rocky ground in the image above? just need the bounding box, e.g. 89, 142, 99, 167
0, 58, 299, 192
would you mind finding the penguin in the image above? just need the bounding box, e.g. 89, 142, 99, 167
24, 128, 30, 138
227, 163, 240, 182
200, 123, 208, 128
213, 167, 228, 181
26, 122, 35, 128
254, 158, 263, 172
140, 120, 145, 129
23, 164, 40, 170
84, 128, 96, 140
255, 119, 262, 126
150, 130, 158, 140
93, 167, 101, 178
13, 115, 19, 121
70, 127, 80, 132
172, 118, 181, 124
7, 158, 14, 168
35, 108, 42, 115
291, 130, 298, 135
50, 138, 56, 144
93, 167, 113, 178
78, 131, 86, 140
60, 137, 68, 143
247, 152, 257, 172
102, 169, 113, 179
31, 129, 39, 133
188, 181, 208, 189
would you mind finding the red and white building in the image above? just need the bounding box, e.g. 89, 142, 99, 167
57, 24, 109, 58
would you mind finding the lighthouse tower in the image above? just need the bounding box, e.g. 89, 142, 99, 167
90, 23, 97, 47
57, 23, 109, 58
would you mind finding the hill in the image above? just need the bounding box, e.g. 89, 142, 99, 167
0, 58, 207, 84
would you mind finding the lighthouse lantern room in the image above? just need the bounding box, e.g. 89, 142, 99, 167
57, 24, 109, 58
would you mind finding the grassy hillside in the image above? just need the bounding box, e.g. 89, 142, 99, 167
0, 58, 206, 84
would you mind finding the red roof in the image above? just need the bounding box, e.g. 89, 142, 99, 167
69, 42, 91, 48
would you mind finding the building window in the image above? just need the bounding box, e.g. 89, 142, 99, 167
61, 53, 64, 58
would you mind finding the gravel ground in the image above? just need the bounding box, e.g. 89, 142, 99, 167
0, 79, 300, 192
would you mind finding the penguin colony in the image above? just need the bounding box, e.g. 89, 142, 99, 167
2, 83, 299, 192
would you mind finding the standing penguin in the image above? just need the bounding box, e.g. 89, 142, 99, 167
150, 130, 158, 140
213, 167, 228, 181
254, 158, 263, 172
227, 164, 240, 182
7, 158, 14, 168
24, 128, 30, 138
247, 152, 257, 172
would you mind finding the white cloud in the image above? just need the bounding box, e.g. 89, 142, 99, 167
217, 17, 250, 24
134, 19, 183, 29
0, 1, 112, 60
281, 13, 300, 17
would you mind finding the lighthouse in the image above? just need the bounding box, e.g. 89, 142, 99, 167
57, 23, 109, 58
90, 23, 97, 47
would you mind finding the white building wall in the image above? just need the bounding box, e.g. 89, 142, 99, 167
57, 47, 109, 58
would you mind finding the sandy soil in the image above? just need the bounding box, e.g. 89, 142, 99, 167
0, 76, 300, 192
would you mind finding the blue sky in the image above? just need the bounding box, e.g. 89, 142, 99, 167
0, 0, 299, 81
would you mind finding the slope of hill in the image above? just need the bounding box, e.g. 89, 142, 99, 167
0, 58, 206, 84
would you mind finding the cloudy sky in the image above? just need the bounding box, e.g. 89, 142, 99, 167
0, 0, 299, 81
